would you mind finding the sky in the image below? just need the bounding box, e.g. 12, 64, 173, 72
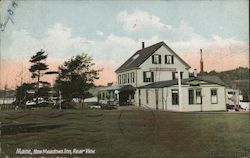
0, 0, 249, 89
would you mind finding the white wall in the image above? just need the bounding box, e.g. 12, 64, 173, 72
135, 88, 163, 109
116, 69, 137, 87
136, 84, 226, 112
137, 45, 189, 87
116, 45, 190, 88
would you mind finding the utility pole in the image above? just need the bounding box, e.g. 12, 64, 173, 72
200, 49, 204, 74
0, 40, 1, 91
178, 70, 182, 111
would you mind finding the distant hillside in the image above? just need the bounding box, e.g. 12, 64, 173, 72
201, 67, 249, 101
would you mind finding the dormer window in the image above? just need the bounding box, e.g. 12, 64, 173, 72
165, 55, 174, 64
152, 55, 161, 64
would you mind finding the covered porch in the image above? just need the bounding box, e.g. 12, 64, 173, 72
98, 85, 136, 106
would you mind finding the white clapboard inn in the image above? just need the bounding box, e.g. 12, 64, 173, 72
98, 41, 227, 112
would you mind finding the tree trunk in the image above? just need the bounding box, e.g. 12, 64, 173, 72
36, 70, 40, 105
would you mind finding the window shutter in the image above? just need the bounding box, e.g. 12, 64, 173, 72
151, 72, 154, 82
159, 55, 161, 64
172, 72, 176, 80
152, 55, 155, 64
143, 72, 146, 82
165, 55, 167, 64
180, 72, 183, 79
171, 56, 174, 64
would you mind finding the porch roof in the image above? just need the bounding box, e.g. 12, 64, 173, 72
138, 75, 225, 89
99, 84, 136, 92
99, 85, 123, 91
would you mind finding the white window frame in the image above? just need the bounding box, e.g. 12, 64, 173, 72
165, 55, 174, 64
143, 71, 154, 82
211, 89, 218, 104
188, 89, 202, 105
152, 54, 161, 64
172, 89, 179, 105
131, 72, 135, 83
146, 72, 151, 78
196, 89, 202, 104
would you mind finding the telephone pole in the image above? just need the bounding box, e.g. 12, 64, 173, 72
200, 49, 204, 73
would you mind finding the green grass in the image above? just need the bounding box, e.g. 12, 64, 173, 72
0, 109, 249, 158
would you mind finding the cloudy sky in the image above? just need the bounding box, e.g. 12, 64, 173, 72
0, 0, 249, 89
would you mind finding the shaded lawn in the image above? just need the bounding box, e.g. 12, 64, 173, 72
0, 109, 249, 158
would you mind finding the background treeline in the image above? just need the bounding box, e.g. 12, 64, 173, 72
202, 67, 249, 101
0, 67, 249, 101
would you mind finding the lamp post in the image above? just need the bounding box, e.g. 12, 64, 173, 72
114, 90, 119, 106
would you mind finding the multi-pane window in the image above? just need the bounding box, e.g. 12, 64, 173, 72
143, 71, 154, 82
119, 72, 135, 84
118, 75, 122, 84
172, 89, 179, 105
189, 89, 202, 104
196, 89, 202, 104
127, 73, 130, 83
124, 74, 128, 83
122, 74, 126, 84
131, 72, 135, 83
165, 55, 174, 64
152, 55, 161, 64
189, 89, 194, 104
211, 89, 218, 104
172, 72, 183, 80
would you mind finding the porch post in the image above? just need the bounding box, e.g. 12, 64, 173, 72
178, 70, 182, 111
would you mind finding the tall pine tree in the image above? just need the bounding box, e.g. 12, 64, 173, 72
29, 49, 48, 104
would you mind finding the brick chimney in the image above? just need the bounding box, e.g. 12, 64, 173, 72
142, 41, 145, 49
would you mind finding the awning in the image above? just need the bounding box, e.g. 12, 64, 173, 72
99, 84, 135, 92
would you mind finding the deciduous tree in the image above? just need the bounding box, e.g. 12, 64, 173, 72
55, 53, 101, 102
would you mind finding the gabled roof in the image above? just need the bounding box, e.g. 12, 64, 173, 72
138, 75, 225, 89
115, 41, 191, 73
196, 75, 225, 86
